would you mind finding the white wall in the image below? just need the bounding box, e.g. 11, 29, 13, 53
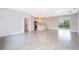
43, 14, 78, 31
27, 16, 34, 31
78, 14, 79, 32
77, 12, 79, 33
69, 14, 78, 32
44, 17, 58, 29
0, 8, 34, 37
57, 14, 78, 32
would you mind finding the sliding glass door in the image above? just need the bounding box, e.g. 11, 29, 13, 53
58, 17, 70, 29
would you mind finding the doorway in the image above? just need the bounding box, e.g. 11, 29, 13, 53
34, 21, 38, 31
24, 18, 28, 32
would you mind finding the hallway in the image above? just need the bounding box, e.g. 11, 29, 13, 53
0, 29, 79, 50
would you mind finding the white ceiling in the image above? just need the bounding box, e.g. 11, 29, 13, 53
10, 8, 79, 17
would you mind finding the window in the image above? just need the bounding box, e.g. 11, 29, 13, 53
59, 17, 70, 29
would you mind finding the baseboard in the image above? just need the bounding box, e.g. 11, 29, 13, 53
0, 31, 24, 37
48, 28, 58, 30
48, 28, 78, 32
70, 30, 78, 32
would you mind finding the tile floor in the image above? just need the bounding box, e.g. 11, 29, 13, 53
0, 29, 79, 50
